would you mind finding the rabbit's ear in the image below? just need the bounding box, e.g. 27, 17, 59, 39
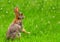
14, 7, 19, 13
14, 7, 20, 18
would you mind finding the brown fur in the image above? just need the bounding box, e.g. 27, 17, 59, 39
6, 7, 30, 39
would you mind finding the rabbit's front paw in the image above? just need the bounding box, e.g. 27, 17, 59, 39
27, 32, 30, 34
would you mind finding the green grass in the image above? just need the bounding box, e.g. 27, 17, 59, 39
0, 0, 60, 42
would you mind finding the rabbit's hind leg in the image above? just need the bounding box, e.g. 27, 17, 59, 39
16, 32, 21, 39
10, 32, 16, 39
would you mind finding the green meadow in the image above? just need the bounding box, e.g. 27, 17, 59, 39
0, 0, 60, 42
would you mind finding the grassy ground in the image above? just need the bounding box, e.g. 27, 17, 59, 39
0, 0, 60, 42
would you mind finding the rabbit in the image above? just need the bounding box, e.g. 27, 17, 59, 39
6, 7, 30, 39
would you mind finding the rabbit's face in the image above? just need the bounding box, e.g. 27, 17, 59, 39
18, 13, 25, 20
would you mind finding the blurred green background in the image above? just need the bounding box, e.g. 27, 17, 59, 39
0, 0, 60, 42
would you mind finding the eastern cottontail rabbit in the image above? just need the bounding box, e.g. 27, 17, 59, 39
6, 7, 30, 39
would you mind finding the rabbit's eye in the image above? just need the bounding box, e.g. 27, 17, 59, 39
18, 18, 20, 19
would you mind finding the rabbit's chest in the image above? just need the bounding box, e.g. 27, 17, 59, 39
13, 24, 22, 30
9, 23, 22, 32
